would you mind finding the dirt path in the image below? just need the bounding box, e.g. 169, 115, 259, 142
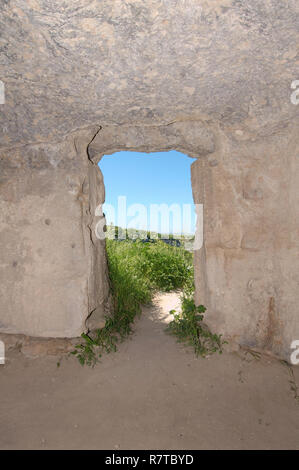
1, 292, 299, 450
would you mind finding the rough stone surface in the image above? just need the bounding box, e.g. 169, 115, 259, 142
21, 338, 75, 358
0, 332, 77, 357
0, 0, 298, 147
191, 121, 299, 359
0, 1, 298, 359
0, 127, 110, 337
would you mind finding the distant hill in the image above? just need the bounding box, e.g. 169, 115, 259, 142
105, 225, 195, 250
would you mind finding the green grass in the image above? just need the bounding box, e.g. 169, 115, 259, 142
72, 238, 225, 366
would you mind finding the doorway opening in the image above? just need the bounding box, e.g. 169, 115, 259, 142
98, 150, 196, 340
72, 148, 225, 366
99, 149, 196, 323
100, 150, 196, 241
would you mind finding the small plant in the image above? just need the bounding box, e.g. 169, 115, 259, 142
72, 333, 100, 367
71, 328, 119, 367
166, 295, 226, 357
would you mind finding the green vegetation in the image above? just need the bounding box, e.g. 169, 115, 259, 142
72, 228, 225, 366
106, 238, 193, 295
166, 296, 226, 357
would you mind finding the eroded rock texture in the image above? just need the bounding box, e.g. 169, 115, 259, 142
1, 0, 298, 146
191, 122, 299, 359
0, 1, 298, 359
0, 127, 110, 337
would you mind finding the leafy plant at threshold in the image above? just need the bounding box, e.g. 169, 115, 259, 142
166, 296, 226, 357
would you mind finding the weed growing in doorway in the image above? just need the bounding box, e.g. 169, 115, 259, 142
166, 295, 227, 357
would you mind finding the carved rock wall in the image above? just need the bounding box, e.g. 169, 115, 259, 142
0, 128, 109, 337
192, 121, 299, 359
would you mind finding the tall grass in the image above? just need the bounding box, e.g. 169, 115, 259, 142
107, 239, 193, 294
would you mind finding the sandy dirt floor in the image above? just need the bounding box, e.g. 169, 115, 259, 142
0, 292, 299, 450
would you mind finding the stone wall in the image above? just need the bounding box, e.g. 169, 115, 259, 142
0, 118, 298, 360
192, 122, 299, 359
0, 127, 110, 337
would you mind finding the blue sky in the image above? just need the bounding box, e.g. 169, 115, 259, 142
98, 150, 196, 235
